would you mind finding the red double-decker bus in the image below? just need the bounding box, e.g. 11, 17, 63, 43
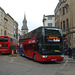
0, 36, 18, 54
21, 26, 64, 62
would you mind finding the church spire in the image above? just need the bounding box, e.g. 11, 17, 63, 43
21, 13, 28, 34
24, 13, 26, 20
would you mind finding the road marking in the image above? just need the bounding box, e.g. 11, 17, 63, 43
60, 60, 68, 69
11, 62, 35, 68
10, 58, 14, 62
9, 56, 17, 63
55, 60, 69, 75
9, 57, 35, 68
14, 57, 17, 58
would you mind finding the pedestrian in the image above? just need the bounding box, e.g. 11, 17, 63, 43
72, 47, 75, 59
67, 46, 72, 58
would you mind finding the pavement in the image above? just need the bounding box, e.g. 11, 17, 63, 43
56, 55, 75, 75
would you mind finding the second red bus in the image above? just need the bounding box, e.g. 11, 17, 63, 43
0, 36, 18, 54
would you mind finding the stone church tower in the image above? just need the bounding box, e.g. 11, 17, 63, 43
21, 14, 28, 34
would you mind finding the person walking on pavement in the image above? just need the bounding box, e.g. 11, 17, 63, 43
68, 46, 72, 58
72, 47, 75, 59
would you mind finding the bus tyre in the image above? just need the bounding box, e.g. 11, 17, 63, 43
33, 54, 36, 61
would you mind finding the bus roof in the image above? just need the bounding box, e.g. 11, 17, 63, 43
20, 26, 62, 39
0, 36, 17, 40
36, 26, 62, 30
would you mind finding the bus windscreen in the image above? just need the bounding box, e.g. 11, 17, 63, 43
0, 37, 8, 42
42, 45, 62, 52
45, 29, 61, 36
45, 29, 62, 43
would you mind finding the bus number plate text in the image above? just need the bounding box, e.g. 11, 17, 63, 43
51, 59, 57, 61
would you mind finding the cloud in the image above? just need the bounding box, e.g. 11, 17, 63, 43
0, 0, 59, 31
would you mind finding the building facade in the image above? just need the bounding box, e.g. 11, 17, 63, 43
43, 15, 55, 27
0, 7, 18, 39
18, 29, 23, 41
55, 0, 75, 48
21, 14, 28, 34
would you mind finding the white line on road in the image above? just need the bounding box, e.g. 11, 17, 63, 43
60, 60, 68, 69
10, 62, 36, 68
55, 60, 68, 75
9, 56, 17, 63
9, 57, 35, 68
10, 58, 14, 62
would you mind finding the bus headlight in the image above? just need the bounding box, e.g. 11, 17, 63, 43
60, 55, 64, 57
42, 55, 48, 58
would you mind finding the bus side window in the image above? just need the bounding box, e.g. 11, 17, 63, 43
24, 45, 26, 50
9, 45, 12, 49
27, 44, 36, 51
37, 32, 41, 37
9, 45, 15, 49
37, 43, 42, 52
36, 44, 39, 52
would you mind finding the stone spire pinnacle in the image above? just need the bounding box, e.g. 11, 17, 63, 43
21, 13, 28, 34
24, 13, 26, 20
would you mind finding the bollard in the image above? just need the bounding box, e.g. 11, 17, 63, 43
16, 50, 18, 54
12, 50, 14, 55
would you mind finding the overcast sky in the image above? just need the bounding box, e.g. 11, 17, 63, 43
0, 0, 59, 32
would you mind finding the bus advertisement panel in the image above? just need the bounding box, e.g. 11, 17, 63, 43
20, 26, 64, 62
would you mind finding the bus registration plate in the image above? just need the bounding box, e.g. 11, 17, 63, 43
51, 59, 57, 61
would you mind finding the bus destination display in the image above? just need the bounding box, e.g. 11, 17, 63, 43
46, 36, 60, 42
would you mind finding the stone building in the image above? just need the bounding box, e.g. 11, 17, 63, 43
0, 7, 18, 39
43, 15, 55, 27
55, 0, 75, 48
21, 14, 28, 34
18, 29, 23, 41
